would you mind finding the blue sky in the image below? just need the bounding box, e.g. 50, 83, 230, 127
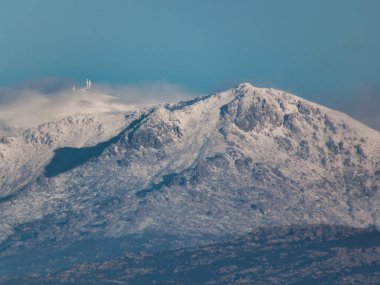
0, 0, 379, 127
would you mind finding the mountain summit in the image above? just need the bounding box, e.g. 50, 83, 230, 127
0, 83, 379, 277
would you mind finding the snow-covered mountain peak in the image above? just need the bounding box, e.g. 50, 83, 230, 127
0, 83, 379, 263
235, 82, 265, 93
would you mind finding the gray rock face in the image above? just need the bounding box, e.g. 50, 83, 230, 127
224, 86, 284, 132
125, 110, 183, 149
0, 83, 379, 278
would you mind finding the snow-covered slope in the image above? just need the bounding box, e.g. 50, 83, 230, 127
0, 112, 129, 197
0, 83, 379, 264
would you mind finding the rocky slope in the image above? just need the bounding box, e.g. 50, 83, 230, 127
0, 83, 379, 277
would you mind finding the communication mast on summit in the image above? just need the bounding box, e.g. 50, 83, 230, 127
86, 79, 92, 90
72, 79, 92, 93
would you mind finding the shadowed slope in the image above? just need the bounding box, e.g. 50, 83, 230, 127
44, 112, 150, 177
44, 136, 122, 178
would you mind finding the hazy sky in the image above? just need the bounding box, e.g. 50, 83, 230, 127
0, 0, 379, 128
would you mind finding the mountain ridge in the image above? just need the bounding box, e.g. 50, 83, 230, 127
0, 83, 379, 277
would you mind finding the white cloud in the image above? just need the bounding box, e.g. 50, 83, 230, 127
0, 80, 199, 135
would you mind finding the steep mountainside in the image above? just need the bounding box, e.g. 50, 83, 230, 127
0, 83, 379, 277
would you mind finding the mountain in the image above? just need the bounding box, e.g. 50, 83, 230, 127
0, 83, 379, 279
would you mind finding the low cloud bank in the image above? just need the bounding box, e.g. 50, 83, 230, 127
0, 79, 198, 135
